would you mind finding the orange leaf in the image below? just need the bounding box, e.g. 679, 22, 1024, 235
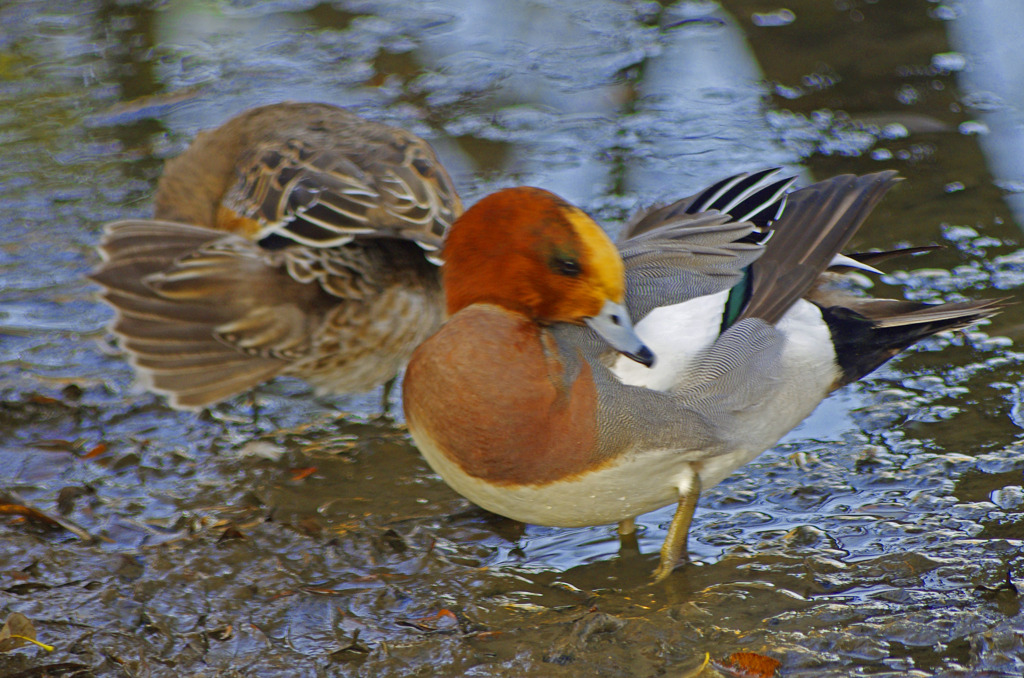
290, 466, 317, 481
82, 443, 107, 460
398, 608, 460, 632
714, 651, 781, 678
471, 630, 505, 640
0, 504, 61, 529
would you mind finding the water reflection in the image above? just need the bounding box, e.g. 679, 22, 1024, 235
127, 0, 804, 213
625, 2, 802, 201
409, 0, 636, 204
945, 0, 1024, 229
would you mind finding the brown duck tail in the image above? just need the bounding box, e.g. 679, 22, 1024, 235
89, 220, 293, 409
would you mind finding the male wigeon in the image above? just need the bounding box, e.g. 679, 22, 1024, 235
91, 102, 461, 410
403, 170, 1000, 582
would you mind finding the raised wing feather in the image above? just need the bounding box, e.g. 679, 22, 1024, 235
617, 170, 793, 322
736, 172, 901, 324
90, 220, 315, 407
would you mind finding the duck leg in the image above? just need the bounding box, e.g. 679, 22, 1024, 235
379, 375, 397, 417
617, 517, 639, 554
651, 472, 702, 583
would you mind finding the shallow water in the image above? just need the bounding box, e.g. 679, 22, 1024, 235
2, 1, 1024, 676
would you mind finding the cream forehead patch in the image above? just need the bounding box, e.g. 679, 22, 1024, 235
563, 206, 625, 302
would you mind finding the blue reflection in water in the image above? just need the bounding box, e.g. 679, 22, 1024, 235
946, 0, 1024, 229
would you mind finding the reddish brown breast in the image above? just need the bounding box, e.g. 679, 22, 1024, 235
404, 305, 601, 487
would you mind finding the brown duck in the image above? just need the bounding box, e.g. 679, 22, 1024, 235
90, 102, 462, 409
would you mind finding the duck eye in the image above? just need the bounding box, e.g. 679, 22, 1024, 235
552, 257, 581, 277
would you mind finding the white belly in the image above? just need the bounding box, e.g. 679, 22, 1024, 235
412, 429, 692, 526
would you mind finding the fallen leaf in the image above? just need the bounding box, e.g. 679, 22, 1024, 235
56, 485, 93, 515
207, 625, 233, 641
217, 525, 245, 543
329, 629, 370, 661
82, 443, 107, 460
712, 651, 781, 678
289, 466, 317, 481
301, 586, 346, 596
469, 630, 505, 641
397, 608, 459, 633
0, 504, 62, 530
0, 499, 95, 542
0, 612, 54, 653
31, 439, 81, 452
3, 582, 52, 595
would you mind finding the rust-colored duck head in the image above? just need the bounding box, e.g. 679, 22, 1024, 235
442, 187, 653, 366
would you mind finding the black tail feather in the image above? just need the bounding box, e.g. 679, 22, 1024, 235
820, 299, 1004, 387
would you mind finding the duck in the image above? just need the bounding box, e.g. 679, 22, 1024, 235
90, 102, 462, 410
402, 169, 1001, 583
